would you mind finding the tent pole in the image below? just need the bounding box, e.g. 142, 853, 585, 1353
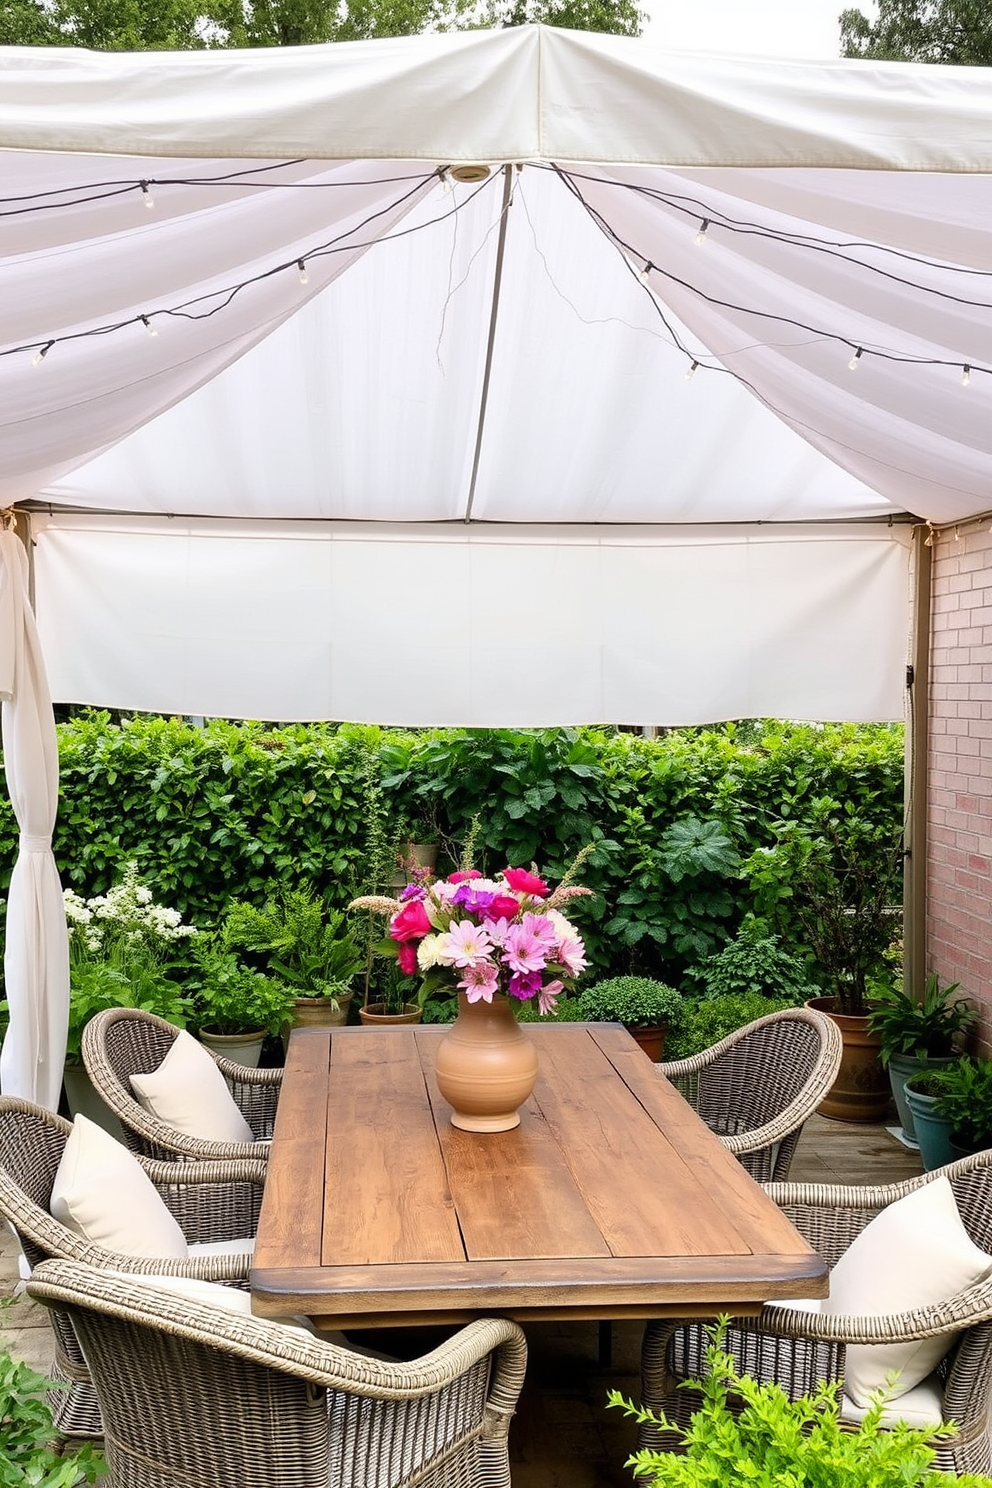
463, 164, 515, 524
903, 524, 932, 1001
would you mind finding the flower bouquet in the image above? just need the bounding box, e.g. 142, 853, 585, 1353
352, 864, 591, 1016
350, 860, 593, 1131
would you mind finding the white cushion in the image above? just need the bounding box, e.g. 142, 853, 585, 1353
841, 1374, 945, 1430
51, 1115, 188, 1258
824, 1175, 992, 1406
187, 1237, 255, 1258
129, 1030, 255, 1144
108, 1271, 315, 1339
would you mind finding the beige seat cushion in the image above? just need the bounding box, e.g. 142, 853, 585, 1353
129, 1030, 255, 1144
824, 1175, 992, 1406
109, 1271, 315, 1339
51, 1114, 188, 1257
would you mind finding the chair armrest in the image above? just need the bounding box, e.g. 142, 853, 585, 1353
758, 1277, 992, 1346
143, 1159, 266, 1243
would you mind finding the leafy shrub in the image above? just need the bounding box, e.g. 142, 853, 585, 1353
0, 1301, 103, 1487
186, 940, 297, 1036
685, 917, 815, 1004
931, 1057, 992, 1154
611, 1316, 989, 1488
576, 977, 683, 1028
220, 885, 362, 997
664, 993, 791, 1060
867, 973, 976, 1065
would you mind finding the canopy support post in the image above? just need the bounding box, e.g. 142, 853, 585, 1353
903, 524, 932, 1001
463, 164, 515, 524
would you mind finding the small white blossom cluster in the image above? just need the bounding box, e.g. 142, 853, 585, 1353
63, 862, 197, 958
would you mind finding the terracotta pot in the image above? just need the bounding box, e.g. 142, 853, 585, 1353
198, 1027, 265, 1069
629, 1024, 667, 1062
358, 1003, 422, 1025
806, 996, 889, 1123
290, 993, 352, 1029
434, 992, 539, 1133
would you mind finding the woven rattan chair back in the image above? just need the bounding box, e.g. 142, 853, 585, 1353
29, 1259, 528, 1488
82, 1006, 280, 1161
659, 1006, 843, 1184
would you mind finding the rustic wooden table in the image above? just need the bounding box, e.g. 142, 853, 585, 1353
251, 1023, 827, 1331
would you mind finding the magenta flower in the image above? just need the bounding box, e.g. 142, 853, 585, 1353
399, 883, 426, 901
448, 870, 483, 884
390, 899, 432, 943
484, 893, 522, 922
503, 867, 548, 898
452, 885, 496, 914
397, 942, 418, 975
508, 970, 542, 1000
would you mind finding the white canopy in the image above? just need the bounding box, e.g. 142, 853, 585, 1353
2, 27, 991, 724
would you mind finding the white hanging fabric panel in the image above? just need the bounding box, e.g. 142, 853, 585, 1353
32, 513, 911, 727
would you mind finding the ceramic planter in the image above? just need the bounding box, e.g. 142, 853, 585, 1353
62, 1063, 126, 1140
358, 1003, 422, 1025
903, 1080, 955, 1171
628, 1024, 667, 1062
887, 1052, 957, 1143
198, 1027, 265, 1068
807, 997, 889, 1123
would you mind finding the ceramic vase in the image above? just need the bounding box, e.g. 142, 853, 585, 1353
806, 996, 890, 1123
434, 992, 539, 1132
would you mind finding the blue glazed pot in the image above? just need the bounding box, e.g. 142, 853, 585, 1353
904, 1081, 955, 1171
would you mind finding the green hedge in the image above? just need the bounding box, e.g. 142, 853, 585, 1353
0, 715, 905, 987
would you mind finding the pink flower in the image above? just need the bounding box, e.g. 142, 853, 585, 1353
389, 899, 432, 943
483, 894, 521, 922
448, 870, 482, 883
458, 962, 500, 1002
436, 919, 494, 968
502, 923, 549, 974
538, 979, 564, 1015
522, 913, 558, 949
503, 867, 548, 898
554, 932, 587, 977
397, 942, 418, 976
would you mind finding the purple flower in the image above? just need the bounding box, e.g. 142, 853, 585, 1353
508, 970, 542, 1001
452, 884, 496, 914
399, 883, 426, 901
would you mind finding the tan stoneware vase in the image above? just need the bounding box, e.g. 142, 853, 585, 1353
434, 992, 539, 1133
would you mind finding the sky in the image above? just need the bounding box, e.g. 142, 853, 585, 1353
640, 0, 853, 59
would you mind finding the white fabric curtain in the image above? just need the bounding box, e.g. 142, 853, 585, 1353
0, 530, 68, 1112
32, 513, 912, 726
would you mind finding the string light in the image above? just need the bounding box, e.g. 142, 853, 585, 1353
32, 341, 53, 366
685, 360, 699, 380
848, 348, 863, 371
140, 315, 158, 338
638, 260, 654, 285
297, 260, 309, 285
962, 364, 971, 387
695, 218, 709, 246
139, 180, 155, 210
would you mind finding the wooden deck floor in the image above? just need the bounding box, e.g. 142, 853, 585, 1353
0, 1113, 922, 1487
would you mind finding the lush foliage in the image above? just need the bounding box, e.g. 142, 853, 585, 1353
931, 1057, 992, 1154
353, 858, 592, 1015
664, 993, 792, 1061
576, 976, 682, 1028
0, 0, 642, 48
0, 1302, 103, 1487
185, 940, 297, 1035
868, 973, 976, 1065
220, 885, 362, 998
685, 917, 815, 1004
611, 1316, 991, 1488
840, 0, 992, 63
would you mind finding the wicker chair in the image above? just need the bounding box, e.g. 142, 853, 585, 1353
0, 1095, 265, 1440
28, 1257, 528, 1488
657, 1006, 843, 1184
639, 1149, 992, 1476
82, 1006, 281, 1161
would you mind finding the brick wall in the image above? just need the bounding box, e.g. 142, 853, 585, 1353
928, 525, 992, 1056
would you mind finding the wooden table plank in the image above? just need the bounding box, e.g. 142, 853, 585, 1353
253, 1027, 331, 1270
531, 1027, 754, 1259
321, 1029, 464, 1266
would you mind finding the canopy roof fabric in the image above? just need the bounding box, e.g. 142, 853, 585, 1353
2, 28, 990, 724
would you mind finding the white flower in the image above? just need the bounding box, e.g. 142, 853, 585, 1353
417, 934, 442, 970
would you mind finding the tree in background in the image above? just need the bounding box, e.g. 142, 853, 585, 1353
840, 0, 992, 63
0, 0, 642, 47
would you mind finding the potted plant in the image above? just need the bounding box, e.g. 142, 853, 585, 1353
576, 976, 683, 1061
61, 868, 195, 1132
930, 1056, 992, 1162
220, 886, 362, 1031
867, 974, 975, 1143
187, 938, 297, 1066
744, 814, 904, 1122
611, 1316, 984, 1488
903, 1070, 957, 1172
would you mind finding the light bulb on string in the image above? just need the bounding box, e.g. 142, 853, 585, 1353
32, 341, 53, 367
297, 260, 309, 286
962, 364, 971, 388
140, 180, 155, 210
638, 260, 654, 286
685, 360, 699, 381
140, 315, 158, 339
695, 218, 709, 246
848, 348, 863, 371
